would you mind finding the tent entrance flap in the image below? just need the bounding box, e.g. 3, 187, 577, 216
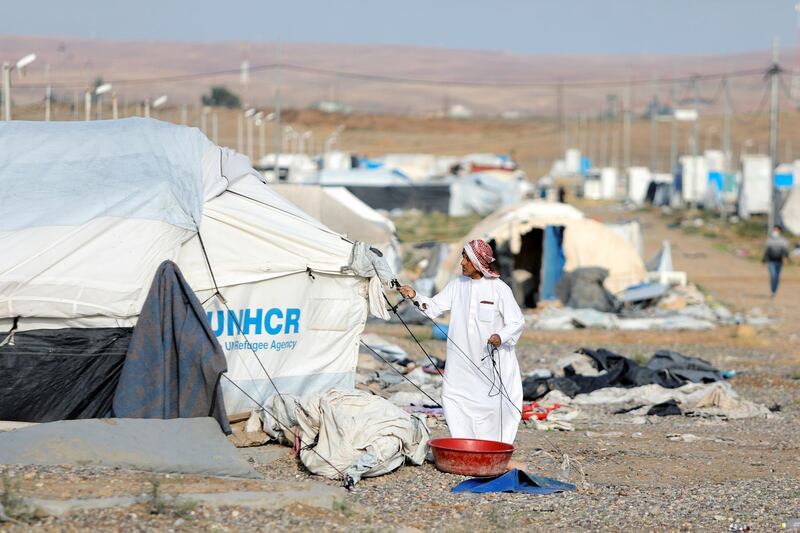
540, 225, 566, 302
492, 225, 565, 308
493, 228, 542, 308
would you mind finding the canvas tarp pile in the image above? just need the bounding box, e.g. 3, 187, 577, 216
0, 118, 390, 418
263, 389, 431, 484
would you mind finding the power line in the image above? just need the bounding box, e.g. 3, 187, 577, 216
14, 62, 770, 91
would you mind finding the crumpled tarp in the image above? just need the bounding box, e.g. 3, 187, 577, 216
529, 306, 716, 331
263, 389, 430, 484
349, 241, 395, 320
556, 267, 620, 312
523, 348, 724, 400
112, 261, 229, 433
561, 381, 770, 420
452, 469, 576, 494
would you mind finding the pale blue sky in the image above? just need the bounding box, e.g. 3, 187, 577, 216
2, 0, 798, 55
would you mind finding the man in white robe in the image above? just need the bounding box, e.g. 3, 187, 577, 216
399, 239, 524, 444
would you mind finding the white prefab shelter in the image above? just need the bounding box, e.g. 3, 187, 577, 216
435, 201, 645, 294
0, 119, 388, 415
738, 154, 772, 217
680, 155, 708, 203
600, 167, 618, 200
565, 149, 582, 175
627, 167, 652, 205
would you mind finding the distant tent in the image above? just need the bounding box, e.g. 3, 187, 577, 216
435, 201, 645, 306
449, 173, 524, 216
0, 118, 389, 420
270, 183, 403, 273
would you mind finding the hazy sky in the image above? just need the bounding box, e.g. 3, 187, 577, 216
2, 0, 799, 55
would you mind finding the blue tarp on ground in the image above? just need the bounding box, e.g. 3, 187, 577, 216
452, 469, 576, 494
540, 225, 566, 301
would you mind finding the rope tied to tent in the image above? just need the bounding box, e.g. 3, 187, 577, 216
385, 283, 525, 420
193, 226, 354, 489
220, 373, 353, 489
0, 317, 19, 348
359, 340, 442, 409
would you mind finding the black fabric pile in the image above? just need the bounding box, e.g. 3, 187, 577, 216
523, 348, 724, 401
555, 267, 621, 313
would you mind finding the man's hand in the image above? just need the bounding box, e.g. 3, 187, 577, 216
488, 334, 501, 348
398, 285, 416, 299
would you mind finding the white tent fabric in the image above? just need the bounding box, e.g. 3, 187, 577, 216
1, 118, 387, 415
448, 173, 524, 216
782, 186, 800, 235
0, 118, 212, 319
383, 153, 439, 181
435, 201, 645, 293
608, 221, 644, 258
270, 184, 402, 273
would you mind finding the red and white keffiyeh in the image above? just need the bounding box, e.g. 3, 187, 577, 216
463, 239, 499, 278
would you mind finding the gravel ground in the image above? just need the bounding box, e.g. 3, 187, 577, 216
2, 330, 798, 532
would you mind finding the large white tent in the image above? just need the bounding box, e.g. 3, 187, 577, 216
0, 118, 388, 415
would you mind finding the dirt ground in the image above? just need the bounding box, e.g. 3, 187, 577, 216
2, 203, 799, 532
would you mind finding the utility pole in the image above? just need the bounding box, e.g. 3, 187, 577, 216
44, 64, 51, 121
272, 44, 283, 182
690, 76, 700, 204
2, 63, 11, 120
600, 111, 608, 167
557, 79, 566, 154
212, 111, 219, 144
722, 77, 731, 170
623, 82, 632, 170
237, 111, 244, 153
650, 77, 659, 172
84, 90, 92, 121
670, 112, 678, 177
768, 38, 781, 231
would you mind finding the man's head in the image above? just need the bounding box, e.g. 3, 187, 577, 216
462, 239, 499, 279
772, 225, 782, 238
461, 251, 481, 278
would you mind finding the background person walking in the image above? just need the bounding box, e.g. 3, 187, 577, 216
762, 226, 790, 297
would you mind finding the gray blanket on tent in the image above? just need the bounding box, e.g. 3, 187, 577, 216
112, 261, 230, 433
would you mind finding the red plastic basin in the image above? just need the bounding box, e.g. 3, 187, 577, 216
429, 437, 514, 477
